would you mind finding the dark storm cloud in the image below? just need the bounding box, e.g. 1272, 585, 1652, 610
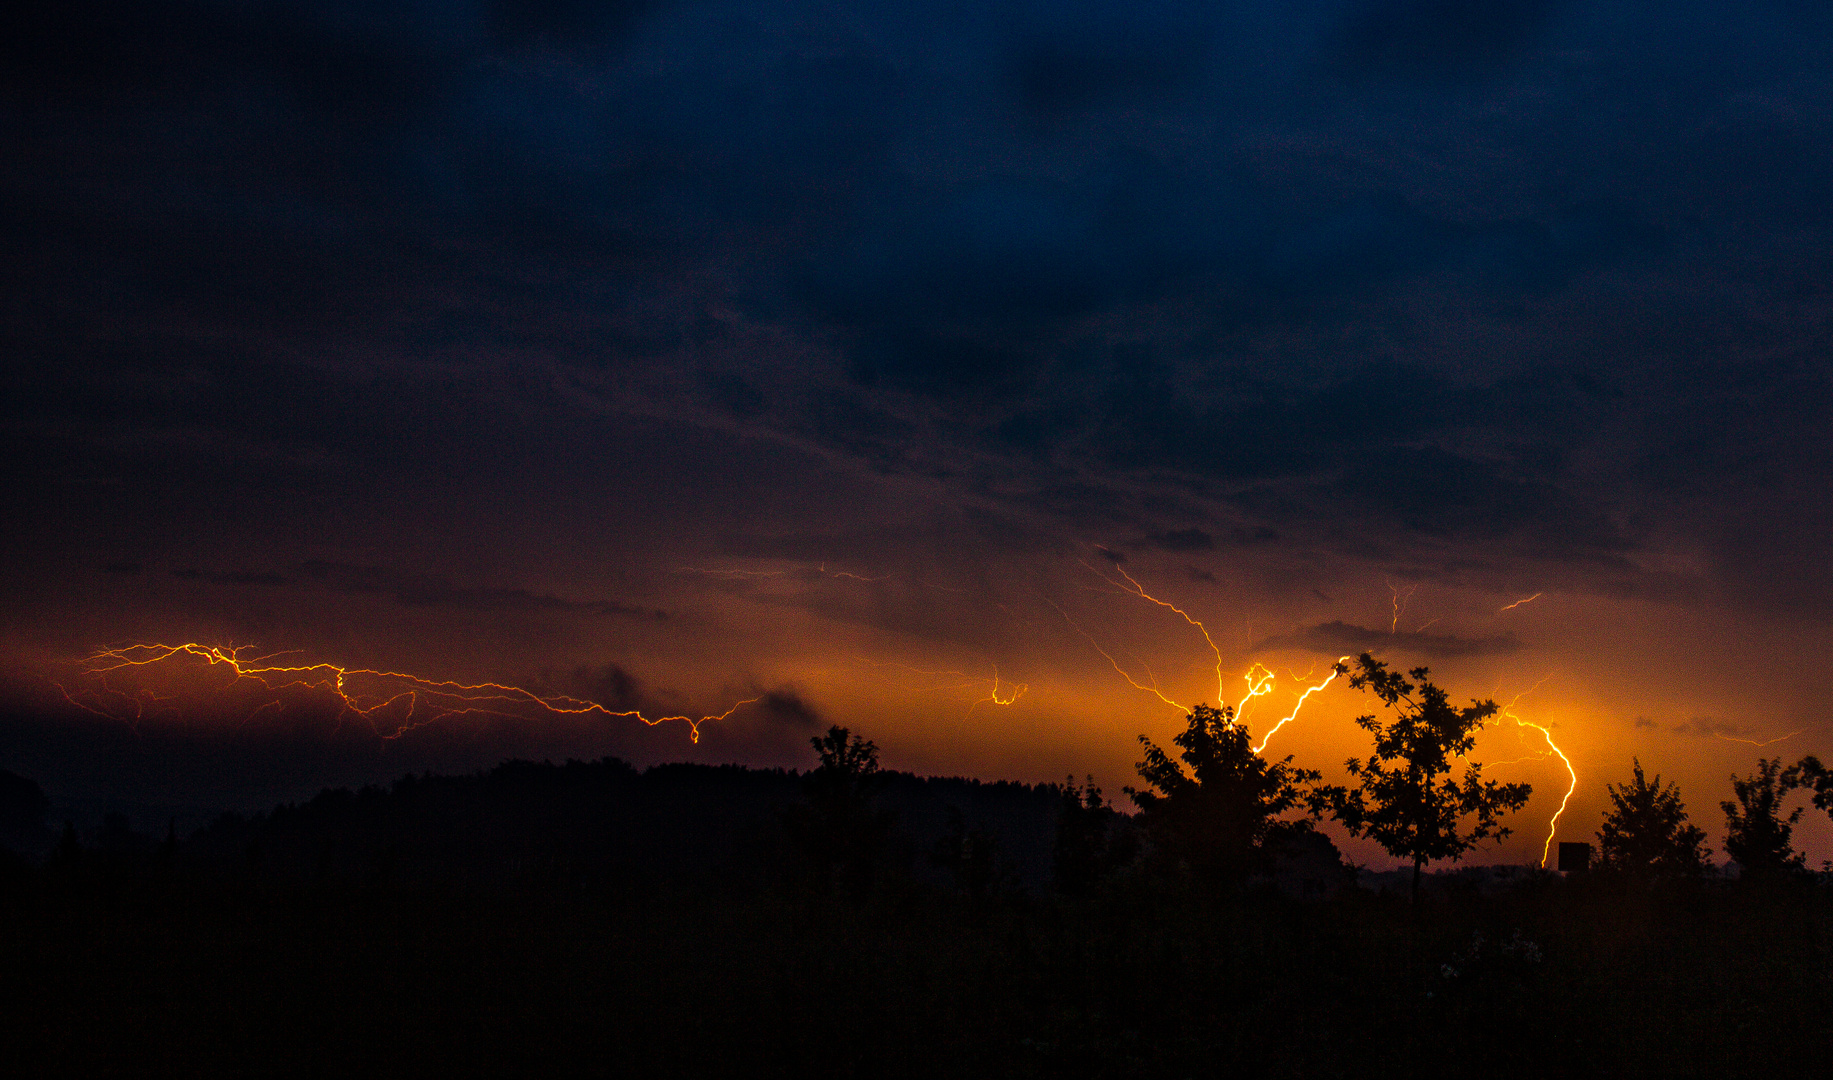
1254, 620, 1521, 660
1330, 0, 1567, 83
1146, 529, 1214, 552
7, 0, 1833, 627
543, 663, 670, 715
754, 689, 822, 730
299, 561, 665, 618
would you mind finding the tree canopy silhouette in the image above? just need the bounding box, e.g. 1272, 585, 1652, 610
1721, 757, 1806, 880
1052, 774, 1124, 896
1786, 754, 1833, 820
785, 725, 896, 894
1594, 759, 1709, 878
1127, 702, 1320, 888
1310, 653, 1531, 901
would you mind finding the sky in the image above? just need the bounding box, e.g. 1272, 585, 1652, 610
6, 0, 1833, 867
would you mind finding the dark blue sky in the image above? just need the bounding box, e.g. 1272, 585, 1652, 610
5, 2, 1833, 843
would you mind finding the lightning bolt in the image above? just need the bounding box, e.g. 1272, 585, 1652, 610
1388, 582, 1417, 634
1484, 751, 1555, 768
62, 642, 758, 744
819, 562, 889, 583
1251, 657, 1351, 754
1712, 729, 1803, 748
1086, 560, 1229, 705
1070, 561, 1344, 748
982, 665, 1028, 708
1498, 593, 1543, 613
1233, 663, 1277, 723
1050, 598, 1189, 713
851, 658, 1027, 712
1493, 677, 1574, 869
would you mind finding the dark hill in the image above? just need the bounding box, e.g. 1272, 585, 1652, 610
184, 757, 1067, 892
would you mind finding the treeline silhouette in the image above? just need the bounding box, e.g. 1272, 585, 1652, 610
2, 653, 1832, 1077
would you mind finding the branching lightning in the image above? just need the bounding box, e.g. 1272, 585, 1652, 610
1233, 663, 1276, 724
852, 658, 1028, 713
1388, 582, 1417, 634
1251, 658, 1351, 754
1051, 598, 1189, 713
1068, 561, 1342, 750
983, 665, 1028, 707
1085, 560, 1229, 705
1492, 677, 1575, 868
61, 643, 758, 744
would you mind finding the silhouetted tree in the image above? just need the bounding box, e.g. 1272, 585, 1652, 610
1128, 703, 1320, 888
785, 725, 896, 894
1786, 754, 1833, 819
1595, 759, 1709, 878
1721, 757, 1806, 880
1052, 774, 1119, 896
1310, 654, 1531, 902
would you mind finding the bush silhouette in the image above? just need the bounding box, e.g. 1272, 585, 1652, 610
1595, 759, 1709, 878
1721, 757, 1807, 880
1127, 702, 1319, 888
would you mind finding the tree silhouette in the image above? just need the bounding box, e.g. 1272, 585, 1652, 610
1594, 759, 1709, 878
1310, 653, 1531, 902
785, 725, 896, 894
1127, 702, 1320, 888
1785, 754, 1833, 819
1052, 775, 1122, 896
1721, 757, 1806, 880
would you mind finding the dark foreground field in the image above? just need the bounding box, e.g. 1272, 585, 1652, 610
5, 858, 1831, 1078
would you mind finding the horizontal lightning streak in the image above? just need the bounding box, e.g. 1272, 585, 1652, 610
65, 643, 756, 744
1712, 729, 1802, 748
849, 658, 1027, 710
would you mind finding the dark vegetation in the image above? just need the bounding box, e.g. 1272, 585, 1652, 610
3, 654, 1832, 1077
